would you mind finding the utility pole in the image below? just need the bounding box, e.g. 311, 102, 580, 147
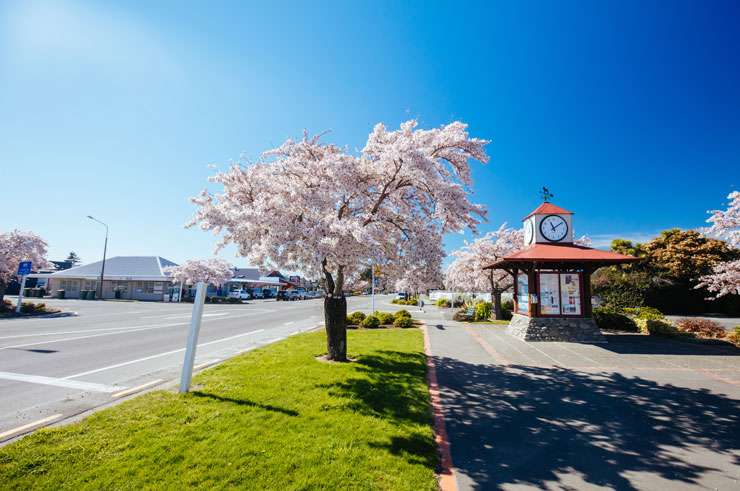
180, 281, 206, 393
87, 216, 108, 300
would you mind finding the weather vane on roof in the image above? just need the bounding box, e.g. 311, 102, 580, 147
540, 187, 554, 202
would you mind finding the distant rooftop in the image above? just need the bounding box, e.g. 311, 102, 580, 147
33, 256, 177, 280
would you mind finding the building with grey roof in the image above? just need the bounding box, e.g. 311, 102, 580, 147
28, 256, 178, 301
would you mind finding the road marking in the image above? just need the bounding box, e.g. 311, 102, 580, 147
0, 414, 63, 441
0, 323, 188, 350
284, 321, 296, 326
64, 329, 266, 379
112, 379, 164, 398
0, 323, 185, 340
0, 371, 123, 393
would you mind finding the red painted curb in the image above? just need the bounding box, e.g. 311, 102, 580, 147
422, 324, 458, 491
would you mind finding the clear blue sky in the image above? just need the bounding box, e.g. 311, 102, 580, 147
2, 0, 739, 269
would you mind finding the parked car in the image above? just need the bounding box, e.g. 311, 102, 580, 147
262, 289, 275, 299
251, 288, 264, 299
395, 292, 409, 301
276, 291, 290, 301
228, 290, 251, 300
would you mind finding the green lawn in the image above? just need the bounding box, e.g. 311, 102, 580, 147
0, 329, 437, 490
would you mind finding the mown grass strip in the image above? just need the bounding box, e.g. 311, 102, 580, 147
0, 329, 437, 490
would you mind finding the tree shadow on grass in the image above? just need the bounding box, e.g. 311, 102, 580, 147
434, 357, 740, 490
321, 350, 430, 425
318, 350, 438, 467
191, 391, 299, 416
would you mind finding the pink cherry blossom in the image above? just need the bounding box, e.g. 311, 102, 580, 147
189, 120, 489, 359
0, 229, 50, 301
165, 259, 234, 286
698, 191, 740, 298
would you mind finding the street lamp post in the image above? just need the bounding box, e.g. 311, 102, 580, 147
87, 216, 108, 300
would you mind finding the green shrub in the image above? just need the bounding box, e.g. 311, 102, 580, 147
593, 307, 639, 332
19, 302, 57, 314
374, 311, 395, 325
394, 309, 411, 319
393, 316, 414, 328
727, 326, 740, 347
675, 318, 726, 338
473, 302, 492, 321
453, 308, 473, 322
361, 315, 380, 329
502, 299, 514, 311
623, 306, 664, 320
635, 318, 679, 336
435, 298, 450, 308
346, 311, 366, 325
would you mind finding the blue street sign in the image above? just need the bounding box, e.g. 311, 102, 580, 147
17, 261, 32, 276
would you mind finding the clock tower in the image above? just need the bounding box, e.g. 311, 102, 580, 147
485, 199, 639, 343
522, 202, 574, 246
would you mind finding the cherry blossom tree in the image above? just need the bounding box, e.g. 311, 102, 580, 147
165, 259, 234, 286
445, 224, 593, 319
0, 230, 49, 304
697, 191, 740, 298
445, 224, 523, 319
190, 120, 489, 361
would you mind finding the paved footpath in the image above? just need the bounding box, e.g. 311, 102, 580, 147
421, 307, 740, 491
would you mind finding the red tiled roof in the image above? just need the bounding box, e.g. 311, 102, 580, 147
486, 243, 638, 268
523, 202, 573, 219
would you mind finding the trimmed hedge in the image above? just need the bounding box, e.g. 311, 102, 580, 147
635, 318, 679, 336
374, 311, 395, 325
346, 311, 366, 325
593, 308, 639, 332
395, 309, 412, 319
361, 315, 381, 329
393, 316, 414, 328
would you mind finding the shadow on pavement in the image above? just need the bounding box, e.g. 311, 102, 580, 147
435, 356, 740, 490
600, 334, 740, 356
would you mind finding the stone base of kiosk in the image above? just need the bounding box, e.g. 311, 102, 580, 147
507, 313, 607, 343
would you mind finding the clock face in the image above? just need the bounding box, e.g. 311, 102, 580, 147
539, 215, 568, 242
524, 219, 534, 245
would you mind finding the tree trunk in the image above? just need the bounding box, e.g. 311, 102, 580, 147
492, 290, 504, 320
324, 295, 347, 361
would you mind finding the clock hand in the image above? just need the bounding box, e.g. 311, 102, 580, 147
553, 222, 562, 230
549, 222, 556, 232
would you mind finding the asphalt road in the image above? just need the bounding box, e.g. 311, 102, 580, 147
0, 294, 396, 441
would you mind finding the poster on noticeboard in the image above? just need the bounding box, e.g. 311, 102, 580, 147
560, 273, 581, 315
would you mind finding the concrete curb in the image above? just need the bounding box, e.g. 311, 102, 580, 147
421, 322, 458, 491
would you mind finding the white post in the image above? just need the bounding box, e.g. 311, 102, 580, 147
15, 275, 27, 314
178, 282, 184, 303
371, 264, 375, 313
179, 281, 206, 393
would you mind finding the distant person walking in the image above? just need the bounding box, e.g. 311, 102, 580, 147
419, 297, 425, 313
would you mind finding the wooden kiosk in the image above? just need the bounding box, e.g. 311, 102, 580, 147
486, 202, 638, 343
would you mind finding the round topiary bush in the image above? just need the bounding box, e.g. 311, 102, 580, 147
393, 316, 414, 328
394, 309, 411, 319
374, 311, 395, 325
346, 311, 366, 325
361, 315, 380, 329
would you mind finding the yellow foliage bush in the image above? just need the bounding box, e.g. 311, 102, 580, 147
635, 318, 679, 336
